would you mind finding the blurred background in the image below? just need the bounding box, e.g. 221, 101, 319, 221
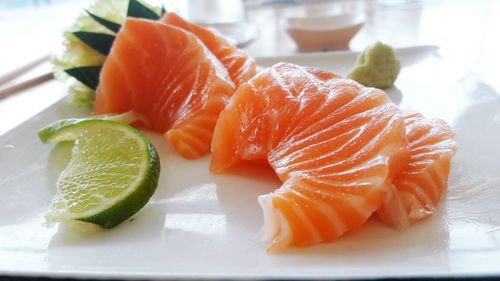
0, 0, 499, 134
1, 0, 499, 79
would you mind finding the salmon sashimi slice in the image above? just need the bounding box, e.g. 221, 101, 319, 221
161, 12, 256, 87
377, 111, 458, 229
94, 18, 235, 159
210, 63, 409, 252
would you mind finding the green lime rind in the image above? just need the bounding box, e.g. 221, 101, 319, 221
38, 112, 145, 143
38, 118, 88, 144
39, 118, 160, 229
78, 140, 159, 228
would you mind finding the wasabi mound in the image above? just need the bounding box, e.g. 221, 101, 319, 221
347, 42, 400, 89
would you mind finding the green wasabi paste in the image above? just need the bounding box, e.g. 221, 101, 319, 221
347, 42, 400, 89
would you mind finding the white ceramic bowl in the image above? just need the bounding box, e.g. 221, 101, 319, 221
208, 22, 260, 48
285, 14, 364, 52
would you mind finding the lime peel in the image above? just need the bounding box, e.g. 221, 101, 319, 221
39, 117, 160, 229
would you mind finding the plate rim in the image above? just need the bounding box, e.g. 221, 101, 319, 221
1, 45, 499, 280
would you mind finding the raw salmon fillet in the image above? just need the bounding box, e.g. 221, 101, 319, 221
161, 12, 256, 87
210, 63, 409, 252
377, 111, 457, 228
94, 18, 235, 159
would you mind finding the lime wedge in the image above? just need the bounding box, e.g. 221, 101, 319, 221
39, 117, 160, 229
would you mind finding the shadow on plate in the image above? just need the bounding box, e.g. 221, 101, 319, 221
214, 162, 279, 233
446, 80, 500, 228
213, 159, 451, 260
386, 85, 403, 105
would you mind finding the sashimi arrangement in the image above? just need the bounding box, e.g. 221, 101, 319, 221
210, 64, 456, 251
45, 0, 457, 253
94, 17, 238, 158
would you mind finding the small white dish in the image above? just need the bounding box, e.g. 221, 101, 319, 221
285, 14, 364, 52
207, 22, 260, 48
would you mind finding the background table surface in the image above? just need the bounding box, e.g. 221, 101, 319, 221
0, 0, 498, 136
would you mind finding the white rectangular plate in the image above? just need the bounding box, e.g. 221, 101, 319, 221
1, 46, 500, 279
